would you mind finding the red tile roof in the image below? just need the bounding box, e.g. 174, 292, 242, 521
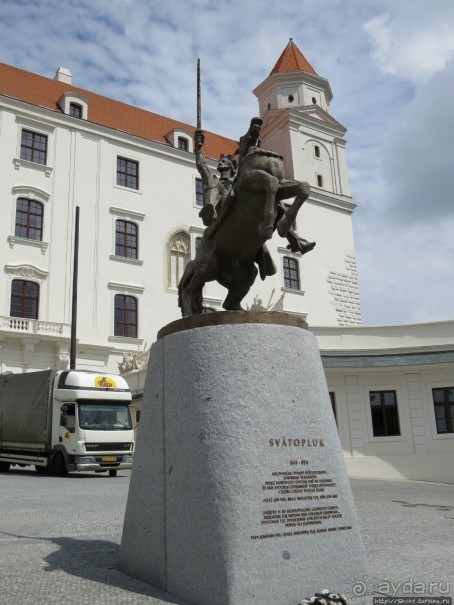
0, 62, 237, 160
270, 39, 317, 76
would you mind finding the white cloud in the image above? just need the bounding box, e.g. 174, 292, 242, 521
364, 7, 454, 84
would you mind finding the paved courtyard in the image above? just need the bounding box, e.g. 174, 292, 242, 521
0, 469, 452, 605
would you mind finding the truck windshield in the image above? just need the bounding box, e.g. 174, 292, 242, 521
78, 403, 132, 431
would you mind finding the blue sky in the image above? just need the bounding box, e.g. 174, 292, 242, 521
1, 0, 454, 325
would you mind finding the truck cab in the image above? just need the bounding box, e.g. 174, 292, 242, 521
52, 370, 134, 476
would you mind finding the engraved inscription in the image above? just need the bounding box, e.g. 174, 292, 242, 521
251, 445, 352, 541
261, 505, 342, 527
263, 469, 337, 494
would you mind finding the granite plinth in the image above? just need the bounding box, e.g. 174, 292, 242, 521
119, 313, 368, 605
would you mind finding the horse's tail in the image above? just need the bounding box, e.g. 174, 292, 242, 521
178, 260, 195, 311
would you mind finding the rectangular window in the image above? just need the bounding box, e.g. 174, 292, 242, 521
432, 388, 454, 433
178, 137, 189, 151
314, 144, 320, 158
20, 129, 47, 165
195, 178, 204, 206
369, 390, 401, 437
316, 174, 323, 188
283, 256, 300, 290
15, 198, 43, 241
69, 103, 82, 118
329, 392, 337, 424
115, 220, 138, 259
114, 294, 137, 338
117, 157, 139, 190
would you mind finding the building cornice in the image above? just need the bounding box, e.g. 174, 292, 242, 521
308, 188, 356, 214
253, 71, 333, 104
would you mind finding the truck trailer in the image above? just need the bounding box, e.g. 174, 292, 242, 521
0, 369, 135, 476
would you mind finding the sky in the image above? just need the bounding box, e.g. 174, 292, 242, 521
1, 0, 454, 326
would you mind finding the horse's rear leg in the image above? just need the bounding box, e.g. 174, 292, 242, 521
222, 263, 258, 311
276, 180, 310, 237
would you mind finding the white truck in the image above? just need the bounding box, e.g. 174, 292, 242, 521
0, 369, 135, 476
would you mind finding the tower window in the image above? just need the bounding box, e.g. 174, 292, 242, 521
314, 145, 320, 158
288, 95, 294, 103
312, 97, 317, 104
316, 174, 323, 188
283, 257, 300, 290
178, 137, 189, 151
267, 102, 271, 111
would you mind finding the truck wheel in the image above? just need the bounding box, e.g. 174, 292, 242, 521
52, 453, 67, 477
108, 469, 118, 477
0, 461, 10, 472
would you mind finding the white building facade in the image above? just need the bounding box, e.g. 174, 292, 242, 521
0, 40, 452, 482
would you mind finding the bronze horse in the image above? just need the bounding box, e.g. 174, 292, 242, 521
178, 146, 310, 317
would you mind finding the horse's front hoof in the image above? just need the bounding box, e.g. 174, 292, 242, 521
258, 223, 273, 240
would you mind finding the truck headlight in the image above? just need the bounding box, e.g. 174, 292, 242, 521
78, 456, 96, 464
124, 456, 133, 464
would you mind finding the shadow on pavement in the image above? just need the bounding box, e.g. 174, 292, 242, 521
44, 537, 193, 603
1, 531, 192, 604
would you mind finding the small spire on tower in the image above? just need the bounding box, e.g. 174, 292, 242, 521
269, 39, 317, 77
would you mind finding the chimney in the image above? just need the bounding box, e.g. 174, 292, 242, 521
54, 67, 72, 85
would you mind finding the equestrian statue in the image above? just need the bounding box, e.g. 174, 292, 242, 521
178, 62, 315, 317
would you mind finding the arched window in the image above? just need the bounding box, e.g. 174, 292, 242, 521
283, 257, 300, 290
115, 220, 138, 259
169, 232, 190, 288
10, 280, 39, 319
114, 295, 137, 338
15, 198, 43, 240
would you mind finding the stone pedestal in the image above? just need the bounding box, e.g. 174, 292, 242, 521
119, 312, 368, 605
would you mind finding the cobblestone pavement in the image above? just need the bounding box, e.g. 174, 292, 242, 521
0, 469, 452, 604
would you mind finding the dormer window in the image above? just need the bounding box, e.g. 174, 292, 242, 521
178, 137, 189, 152
57, 93, 88, 120
69, 103, 82, 118
165, 128, 194, 153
